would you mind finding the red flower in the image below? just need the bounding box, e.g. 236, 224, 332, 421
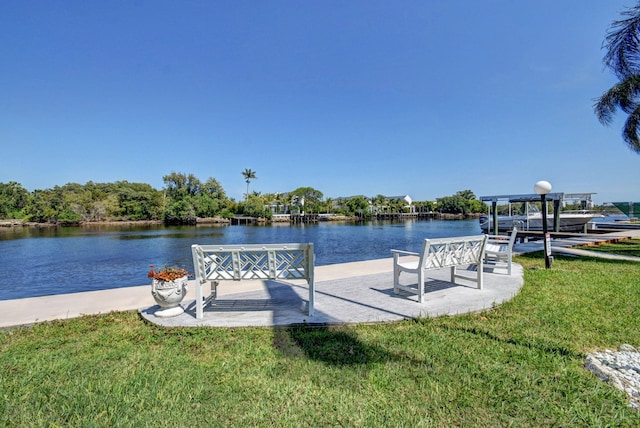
147, 264, 191, 282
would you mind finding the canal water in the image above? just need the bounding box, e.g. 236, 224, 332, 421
0, 219, 482, 300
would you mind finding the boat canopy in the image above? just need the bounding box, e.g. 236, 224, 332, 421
479, 193, 595, 204
480, 193, 565, 203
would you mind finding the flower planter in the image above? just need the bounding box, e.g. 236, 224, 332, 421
151, 275, 188, 317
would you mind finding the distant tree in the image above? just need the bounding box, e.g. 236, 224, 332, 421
113, 182, 163, 220
289, 187, 323, 214
164, 199, 196, 225
241, 168, 257, 200
456, 189, 476, 200
323, 197, 334, 214
162, 173, 193, 220
436, 190, 485, 215
594, 3, 640, 153
163, 172, 201, 199
195, 177, 229, 217
340, 196, 371, 217
25, 188, 62, 222
0, 181, 30, 219
239, 193, 272, 219
413, 200, 436, 213
201, 177, 227, 201
437, 195, 466, 214
162, 172, 231, 222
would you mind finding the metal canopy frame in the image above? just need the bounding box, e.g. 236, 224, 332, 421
479, 193, 565, 203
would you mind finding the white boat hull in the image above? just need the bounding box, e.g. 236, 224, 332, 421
479, 213, 599, 233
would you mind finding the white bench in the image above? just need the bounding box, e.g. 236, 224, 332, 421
191, 243, 315, 319
483, 227, 517, 275
391, 235, 488, 303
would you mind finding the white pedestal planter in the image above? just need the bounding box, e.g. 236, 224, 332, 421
151, 275, 188, 317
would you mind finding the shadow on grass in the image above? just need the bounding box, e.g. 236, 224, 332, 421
252, 280, 392, 365
272, 324, 395, 366
432, 321, 582, 359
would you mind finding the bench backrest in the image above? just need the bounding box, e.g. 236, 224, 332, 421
486, 227, 517, 252
192, 243, 314, 283
419, 234, 488, 269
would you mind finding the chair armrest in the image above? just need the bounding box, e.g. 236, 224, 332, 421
390, 249, 420, 257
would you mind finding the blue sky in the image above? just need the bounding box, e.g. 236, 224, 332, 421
1, 1, 638, 204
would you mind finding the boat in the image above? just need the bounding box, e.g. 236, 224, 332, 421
479, 192, 603, 233
479, 209, 600, 233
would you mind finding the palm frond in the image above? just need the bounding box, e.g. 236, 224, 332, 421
622, 105, 640, 153
603, 5, 640, 78
594, 74, 640, 125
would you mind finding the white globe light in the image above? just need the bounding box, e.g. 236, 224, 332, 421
534, 180, 552, 195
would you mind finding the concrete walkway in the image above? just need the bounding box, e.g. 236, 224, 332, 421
0, 258, 523, 329
2, 228, 638, 329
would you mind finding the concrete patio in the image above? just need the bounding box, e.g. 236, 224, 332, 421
139, 259, 524, 328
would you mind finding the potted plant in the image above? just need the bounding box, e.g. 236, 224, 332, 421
147, 264, 190, 317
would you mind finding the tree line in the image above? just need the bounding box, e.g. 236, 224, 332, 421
0, 173, 488, 224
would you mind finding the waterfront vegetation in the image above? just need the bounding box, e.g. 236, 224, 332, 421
1, 241, 639, 426
0, 175, 493, 225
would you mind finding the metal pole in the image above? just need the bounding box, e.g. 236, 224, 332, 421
541, 194, 551, 269
553, 199, 560, 232
492, 201, 498, 235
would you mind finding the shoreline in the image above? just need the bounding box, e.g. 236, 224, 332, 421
0, 213, 478, 229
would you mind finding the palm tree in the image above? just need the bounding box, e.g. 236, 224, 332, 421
594, 3, 640, 153
241, 168, 257, 200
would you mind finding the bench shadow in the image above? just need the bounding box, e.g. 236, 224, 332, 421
257, 281, 424, 370
182, 274, 480, 370
273, 324, 397, 367
186, 280, 396, 367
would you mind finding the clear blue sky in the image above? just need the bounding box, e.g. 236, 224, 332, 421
1, 1, 638, 204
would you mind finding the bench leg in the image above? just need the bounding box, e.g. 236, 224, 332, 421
393, 266, 400, 295
211, 280, 218, 301
308, 278, 315, 317
196, 281, 203, 319
418, 269, 425, 303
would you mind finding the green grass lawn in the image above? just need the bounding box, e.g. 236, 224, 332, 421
580, 237, 640, 258
1, 241, 640, 426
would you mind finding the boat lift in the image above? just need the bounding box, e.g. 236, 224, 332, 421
479, 193, 596, 235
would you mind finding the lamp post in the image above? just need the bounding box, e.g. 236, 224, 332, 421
534, 180, 553, 269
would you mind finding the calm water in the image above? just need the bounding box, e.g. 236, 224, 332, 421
0, 219, 482, 300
